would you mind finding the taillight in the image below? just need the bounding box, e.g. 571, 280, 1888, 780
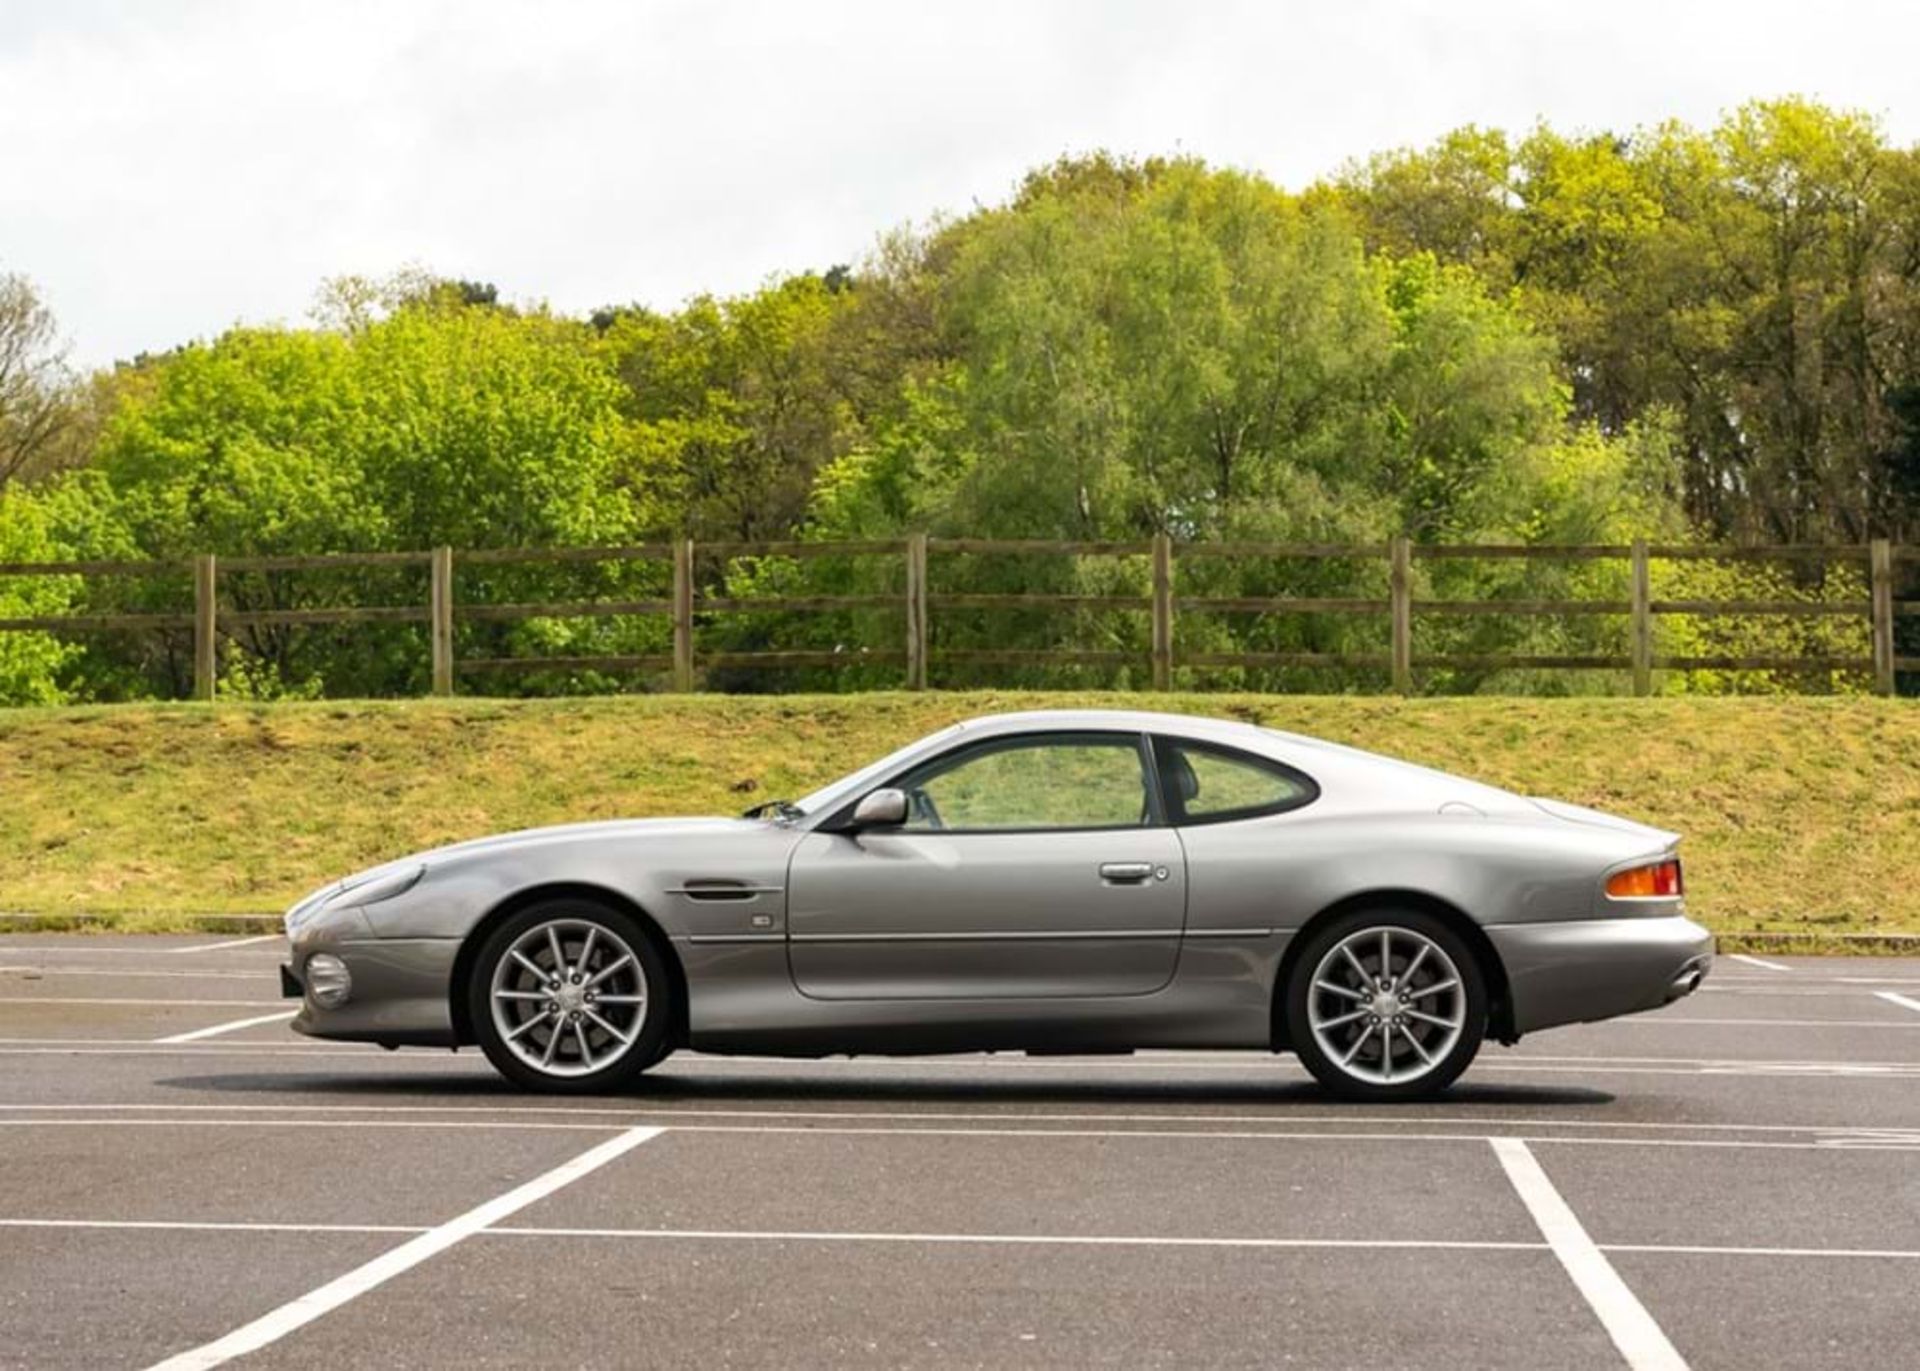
1606, 859, 1683, 899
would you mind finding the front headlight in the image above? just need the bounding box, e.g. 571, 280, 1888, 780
323, 864, 425, 911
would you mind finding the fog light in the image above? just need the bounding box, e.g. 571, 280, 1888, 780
305, 953, 352, 1008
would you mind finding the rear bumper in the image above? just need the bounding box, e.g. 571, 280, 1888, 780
1488, 914, 1714, 1036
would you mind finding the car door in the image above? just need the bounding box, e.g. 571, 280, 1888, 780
785, 730, 1186, 999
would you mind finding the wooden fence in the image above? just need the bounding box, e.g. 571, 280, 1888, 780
1, 536, 1914, 699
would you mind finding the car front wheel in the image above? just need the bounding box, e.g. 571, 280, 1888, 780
1284, 908, 1487, 1101
468, 900, 672, 1093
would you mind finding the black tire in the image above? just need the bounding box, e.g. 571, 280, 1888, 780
467, 898, 675, 1094
1284, 906, 1488, 1101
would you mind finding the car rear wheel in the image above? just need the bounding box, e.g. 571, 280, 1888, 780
1284, 908, 1487, 1101
468, 900, 673, 1093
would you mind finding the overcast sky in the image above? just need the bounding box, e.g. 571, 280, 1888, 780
6, 0, 1919, 368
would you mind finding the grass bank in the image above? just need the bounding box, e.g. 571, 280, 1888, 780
0, 693, 1913, 937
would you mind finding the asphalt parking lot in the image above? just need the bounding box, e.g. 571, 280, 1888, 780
1, 936, 1917, 1369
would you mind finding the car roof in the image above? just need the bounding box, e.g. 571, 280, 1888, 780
948, 708, 1525, 808
953, 708, 1268, 744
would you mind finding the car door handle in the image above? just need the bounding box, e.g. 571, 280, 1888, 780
1099, 862, 1156, 884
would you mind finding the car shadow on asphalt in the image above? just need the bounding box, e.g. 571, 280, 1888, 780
158, 1070, 1613, 1110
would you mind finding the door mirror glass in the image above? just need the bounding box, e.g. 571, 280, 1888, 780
850, 787, 909, 829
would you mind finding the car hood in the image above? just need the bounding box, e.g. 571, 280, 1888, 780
411, 815, 770, 865
290, 816, 772, 920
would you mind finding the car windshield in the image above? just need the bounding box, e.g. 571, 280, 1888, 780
791, 722, 969, 818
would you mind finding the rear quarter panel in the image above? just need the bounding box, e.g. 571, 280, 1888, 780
1177, 809, 1626, 934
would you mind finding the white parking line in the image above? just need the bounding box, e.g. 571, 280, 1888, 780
1604, 1242, 1920, 1261
1491, 1137, 1687, 1371
13, 1100, 1914, 1138
7, 1215, 1919, 1262
0, 966, 270, 980
1726, 953, 1791, 972
1876, 991, 1920, 1016
169, 935, 281, 954
0, 1036, 357, 1048
0, 1217, 419, 1235
152, 1010, 298, 1044
0, 944, 283, 957
145, 1124, 663, 1371
0, 1048, 373, 1059
3, 1116, 1916, 1153
1, 998, 288, 1008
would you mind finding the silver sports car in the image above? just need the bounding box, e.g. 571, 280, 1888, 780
281, 709, 1713, 1100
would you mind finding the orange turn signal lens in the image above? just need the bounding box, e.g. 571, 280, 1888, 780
1606, 859, 1683, 899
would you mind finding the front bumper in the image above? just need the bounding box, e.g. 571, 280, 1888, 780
1488, 914, 1714, 1036
282, 936, 462, 1047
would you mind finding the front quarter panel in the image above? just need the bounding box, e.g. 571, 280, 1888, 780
356, 821, 804, 944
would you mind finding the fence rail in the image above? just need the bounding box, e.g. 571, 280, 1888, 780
1, 536, 1913, 699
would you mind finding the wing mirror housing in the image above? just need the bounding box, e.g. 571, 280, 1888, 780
849, 787, 908, 830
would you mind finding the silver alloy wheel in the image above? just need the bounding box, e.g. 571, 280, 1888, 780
488, 918, 649, 1079
1306, 925, 1466, 1087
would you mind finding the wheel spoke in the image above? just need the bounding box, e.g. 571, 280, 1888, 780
576, 926, 599, 978
546, 925, 568, 978
1339, 945, 1372, 986
1339, 1024, 1375, 1066
505, 1010, 551, 1042
494, 990, 548, 1002
1313, 1008, 1368, 1030
1401, 1025, 1437, 1065
1409, 977, 1459, 1000
572, 1019, 595, 1069
584, 1008, 634, 1044
592, 993, 645, 1005
1400, 943, 1430, 986
1313, 979, 1367, 1003
509, 950, 549, 983
539, 1018, 563, 1066
1379, 929, 1392, 984
584, 953, 634, 990
1379, 1023, 1394, 1082
1404, 1006, 1460, 1030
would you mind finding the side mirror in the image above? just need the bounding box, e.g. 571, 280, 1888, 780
850, 788, 908, 830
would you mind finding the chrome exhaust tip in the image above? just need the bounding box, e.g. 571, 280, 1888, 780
1665, 965, 1706, 1003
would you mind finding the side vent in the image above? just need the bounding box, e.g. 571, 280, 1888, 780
667, 879, 782, 902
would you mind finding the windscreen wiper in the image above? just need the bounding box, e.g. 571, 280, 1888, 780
741, 798, 805, 822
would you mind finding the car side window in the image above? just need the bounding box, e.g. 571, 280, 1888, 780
1155, 737, 1317, 824
895, 734, 1152, 832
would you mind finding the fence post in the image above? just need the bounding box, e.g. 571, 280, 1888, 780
672, 538, 695, 692
192, 553, 217, 703
1870, 538, 1895, 697
430, 546, 454, 697
905, 532, 928, 691
1631, 538, 1652, 698
1389, 536, 1412, 694
1151, 533, 1173, 692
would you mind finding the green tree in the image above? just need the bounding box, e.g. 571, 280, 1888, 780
602, 274, 855, 542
